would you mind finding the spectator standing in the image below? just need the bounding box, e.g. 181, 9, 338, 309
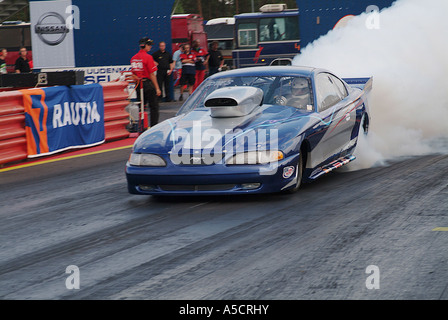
192, 39, 208, 91
152, 41, 174, 102
130, 37, 162, 127
0, 48, 7, 74
15, 47, 31, 73
172, 44, 184, 89
208, 41, 224, 77
178, 43, 196, 101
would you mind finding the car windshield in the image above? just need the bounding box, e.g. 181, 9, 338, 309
177, 75, 314, 115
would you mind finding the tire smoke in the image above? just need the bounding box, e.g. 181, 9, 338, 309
293, 0, 448, 170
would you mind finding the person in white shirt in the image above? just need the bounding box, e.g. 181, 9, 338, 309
0, 48, 8, 74
172, 44, 184, 89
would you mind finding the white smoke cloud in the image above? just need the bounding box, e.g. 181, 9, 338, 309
293, 0, 448, 170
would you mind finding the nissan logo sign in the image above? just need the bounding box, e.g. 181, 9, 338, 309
35, 12, 69, 46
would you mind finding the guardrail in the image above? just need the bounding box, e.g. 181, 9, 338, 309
0, 82, 131, 167
0, 91, 27, 166
101, 81, 131, 142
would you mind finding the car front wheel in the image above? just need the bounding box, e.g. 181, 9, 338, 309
284, 151, 304, 194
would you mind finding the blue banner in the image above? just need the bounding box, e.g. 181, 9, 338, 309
23, 84, 105, 157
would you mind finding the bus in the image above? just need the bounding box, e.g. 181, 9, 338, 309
232, 4, 300, 68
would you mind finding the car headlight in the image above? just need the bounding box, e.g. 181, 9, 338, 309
129, 153, 167, 167
226, 151, 284, 165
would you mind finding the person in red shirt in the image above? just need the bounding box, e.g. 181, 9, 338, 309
178, 43, 197, 101
192, 39, 209, 91
131, 37, 161, 127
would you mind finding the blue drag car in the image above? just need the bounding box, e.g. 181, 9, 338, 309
126, 66, 372, 195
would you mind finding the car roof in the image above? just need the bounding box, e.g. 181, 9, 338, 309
209, 66, 324, 79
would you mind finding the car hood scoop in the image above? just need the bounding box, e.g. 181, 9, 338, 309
204, 86, 263, 118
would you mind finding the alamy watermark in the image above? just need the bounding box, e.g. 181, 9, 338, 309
365, 5, 381, 30
63, 265, 381, 291
168, 121, 281, 176
65, 5, 80, 30
366, 265, 380, 289
65, 265, 80, 290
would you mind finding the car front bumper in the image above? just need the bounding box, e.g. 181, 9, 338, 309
126, 154, 300, 196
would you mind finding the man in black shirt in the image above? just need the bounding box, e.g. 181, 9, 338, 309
152, 41, 174, 102
208, 41, 224, 77
15, 47, 31, 73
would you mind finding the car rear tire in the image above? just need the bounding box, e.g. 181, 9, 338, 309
361, 113, 369, 135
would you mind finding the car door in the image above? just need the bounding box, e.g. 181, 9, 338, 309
328, 74, 358, 153
310, 72, 352, 166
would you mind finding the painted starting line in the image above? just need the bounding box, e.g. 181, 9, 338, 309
0, 137, 137, 173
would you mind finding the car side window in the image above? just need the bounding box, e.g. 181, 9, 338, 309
238, 23, 258, 48
329, 74, 348, 100
316, 73, 342, 112
271, 77, 313, 111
